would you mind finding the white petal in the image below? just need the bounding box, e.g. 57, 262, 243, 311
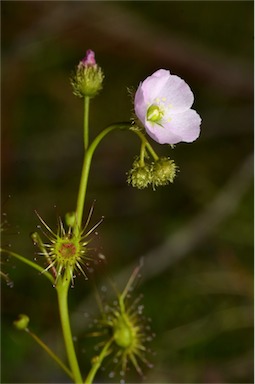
145, 109, 201, 144
163, 109, 202, 143
161, 75, 194, 113
140, 72, 170, 104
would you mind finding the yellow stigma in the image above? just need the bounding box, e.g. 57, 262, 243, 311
146, 104, 164, 123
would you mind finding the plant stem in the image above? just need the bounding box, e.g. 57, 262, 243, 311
84, 97, 90, 150
26, 328, 73, 380
75, 150, 91, 234
139, 140, 147, 166
145, 140, 159, 161
133, 129, 159, 161
84, 339, 113, 384
56, 275, 82, 384
75, 123, 131, 232
1, 249, 54, 284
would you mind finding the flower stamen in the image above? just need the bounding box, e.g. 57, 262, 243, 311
146, 104, 164, 123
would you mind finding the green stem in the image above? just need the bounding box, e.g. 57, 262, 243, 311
139, 140, 147, 167
84, 339, 113, 384
31, 232, 57, 279
84, 97, 90, 150
133, 129, 159, 161
56, 275, 82, 384
1, 249, 54, 284
26, 328, 73, 380
75, 123, 131, 232
75, 150, 91, 234
145, 140, 159, 161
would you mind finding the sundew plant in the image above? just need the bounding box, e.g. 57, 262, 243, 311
1, 50, 201, 383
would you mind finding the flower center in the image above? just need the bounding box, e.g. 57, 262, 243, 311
59, 241, 76, 258
113, 318, 133, 348
147, 104, 164, 123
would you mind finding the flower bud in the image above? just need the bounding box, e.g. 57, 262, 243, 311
152, 157, 177, 187
65, 211, 76, 228
127, 159, 152, 189
13, 314, 30, 330
71, 50, 104, 98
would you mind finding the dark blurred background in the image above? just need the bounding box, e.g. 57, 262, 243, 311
1, 1, 253, 383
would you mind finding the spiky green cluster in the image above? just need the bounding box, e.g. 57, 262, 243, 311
127, 159, 152, 189
71, 65, 104, 98
152, 157, 177, 187
93, 267, 153, 376
127, 157, 177, 190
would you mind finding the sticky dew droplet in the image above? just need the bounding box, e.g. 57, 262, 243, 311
98, 253, 106, 261
137, 305, 144, 314
7, 280, 14, 288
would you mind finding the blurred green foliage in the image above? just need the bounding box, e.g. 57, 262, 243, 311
1, 1, 253, 383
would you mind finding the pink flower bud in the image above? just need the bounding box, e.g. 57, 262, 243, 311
72, 50, 104, 98
80, 49, 96, 67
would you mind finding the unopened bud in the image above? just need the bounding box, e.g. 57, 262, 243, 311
79, 49, 96, 67
71, 50, 104, 98
13, 314, 30, 330
65, 211, 76, 228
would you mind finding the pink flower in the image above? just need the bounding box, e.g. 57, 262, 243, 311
134, 69, 202, 145
79, 49, 96, 68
